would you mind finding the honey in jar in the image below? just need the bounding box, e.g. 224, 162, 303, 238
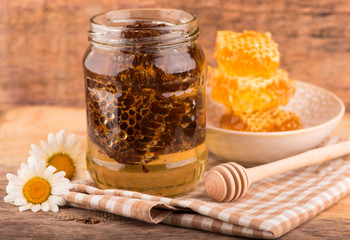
83, 9, 207, 196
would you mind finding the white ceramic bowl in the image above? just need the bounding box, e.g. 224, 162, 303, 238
206, 80, 345, 166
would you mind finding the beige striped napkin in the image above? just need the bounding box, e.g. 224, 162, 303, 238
64, 137, 350, 239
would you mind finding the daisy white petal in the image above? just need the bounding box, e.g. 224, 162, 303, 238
20, 162, 31, 179
17, 169, 29, 182
51, 187, 70, 196
30, 144, 46, 160
52, 179, 71, 188
6, 182, 22, 189
50, 182, 70, 192
14, 197, 27, 206
51, 180, 71, 190
56, 138, 64, 152
19, 203, 32, 212
64, 134, 79, 154
48, 171, 66, 181
28, 157, 39, 175
36, 160, 46, 177
66, 134, 76, 147
42, 166, 57, 179
71, 137, 81, 150
49, 195, 66, 206
53, 180, 72, 190
49, 203, 59, 212
6, 184, 23, 193
51, 184, 70, 192
6, 173, 22, 184
41, 202, 50, 212
47, 133, 58, 152
47, 133, 56, 145
4, 192, 23, 202
31, 204, 41, 212
68, 137, 81, 154
30, 143, 40, 152
57, 130, 66, 149
40, 140, 50, 154
50, 185, 70, 194
4, 194, 16, 203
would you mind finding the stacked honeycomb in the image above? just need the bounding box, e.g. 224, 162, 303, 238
210, 30, 301, 132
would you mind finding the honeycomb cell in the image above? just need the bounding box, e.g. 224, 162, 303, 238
106, 112, 114, 119
120, 122, 128, 130
119, 131, 127, 140
107, 104, 114, 111
129, 108, 136, 116
93, 94, 100, 101
121, 112, 129, 121
127, 127, 134, 135
220, 108, 302, 132
129, 117, 136, 126
106, 121, 113, 129
106, 94, 114, 102
99, 116, 107, 124
211, 67, 295, 112
214, 30, 280, 77
100, 100, 107, 106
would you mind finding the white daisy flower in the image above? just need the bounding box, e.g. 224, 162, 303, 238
29, 130, 87, 181
4, 157, 71, 212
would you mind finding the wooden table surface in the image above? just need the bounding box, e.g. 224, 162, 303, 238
0, 106, 349, 239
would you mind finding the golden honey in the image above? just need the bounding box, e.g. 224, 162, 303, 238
87, 141, 207, 196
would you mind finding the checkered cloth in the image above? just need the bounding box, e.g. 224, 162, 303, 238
64, 137, 350, 239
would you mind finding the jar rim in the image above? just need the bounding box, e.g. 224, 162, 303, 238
88, 8, 200, 49
90, 8, 197, 30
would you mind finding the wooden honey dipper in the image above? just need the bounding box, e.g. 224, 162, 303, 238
205, 140, 350, 202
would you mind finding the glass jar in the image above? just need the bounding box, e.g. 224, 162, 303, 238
83, 9, 207, 196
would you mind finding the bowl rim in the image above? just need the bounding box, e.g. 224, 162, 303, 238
206, 80, 345, 137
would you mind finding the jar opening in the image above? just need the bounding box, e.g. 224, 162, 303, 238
89, 8, 199, 49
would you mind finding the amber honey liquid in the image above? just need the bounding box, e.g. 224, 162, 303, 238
87, 140, 207, 196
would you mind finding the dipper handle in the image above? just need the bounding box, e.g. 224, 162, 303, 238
205, 140, 350, 202
246, 140, 350, 183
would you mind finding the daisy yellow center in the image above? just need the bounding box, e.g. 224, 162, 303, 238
48, 153, 75, 180
23, 177, 51, 204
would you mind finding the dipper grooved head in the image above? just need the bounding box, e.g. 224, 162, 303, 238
205, 162, 250, 202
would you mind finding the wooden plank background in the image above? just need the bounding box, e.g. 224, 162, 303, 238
1, 0, 350, 110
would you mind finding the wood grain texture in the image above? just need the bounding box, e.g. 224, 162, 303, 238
0, 106, 349, 239
1, 0, 350, 110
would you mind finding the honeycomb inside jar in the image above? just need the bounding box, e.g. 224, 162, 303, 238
84, 21, 207, 196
